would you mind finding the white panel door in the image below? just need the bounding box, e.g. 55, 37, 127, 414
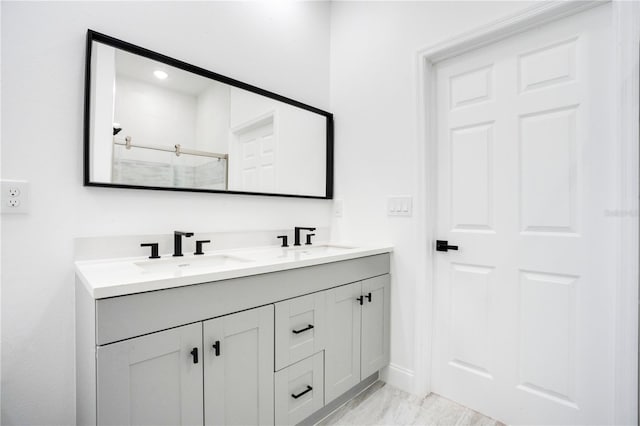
361, 274, 390, 379
229, 117, 276, 193
433, 5, 615, 425
325, 281, 362, 403
96, 323, 203, 426
204, 305, 274, 426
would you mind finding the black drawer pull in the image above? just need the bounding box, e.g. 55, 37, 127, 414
190, 347, 198, 364
212, 340, 221, 357
292, 324, 314, 334
291, 385, 313, 399
366, 292, 372, 303
356, 295, 364, 305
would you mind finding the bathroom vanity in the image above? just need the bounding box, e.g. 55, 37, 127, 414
75, 244, 392, 425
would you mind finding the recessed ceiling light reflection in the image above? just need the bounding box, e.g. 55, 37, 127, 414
153, 70, 168, 80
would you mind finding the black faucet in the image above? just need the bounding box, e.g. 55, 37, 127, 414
294, 227, 316, 246
276, 235, 289, 247
173, 231, 194, 257
194, 240, 211, 255
140, 243, 160, 259
305, 233, 315, 245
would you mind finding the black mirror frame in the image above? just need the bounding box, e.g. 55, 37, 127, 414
83, 29, 333, 199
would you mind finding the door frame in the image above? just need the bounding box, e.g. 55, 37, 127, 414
413, 1, 639, 424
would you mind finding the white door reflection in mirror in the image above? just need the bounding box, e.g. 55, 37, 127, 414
229, 114, 276, 193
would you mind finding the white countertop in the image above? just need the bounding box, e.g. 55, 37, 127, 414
75, 243, 393, 299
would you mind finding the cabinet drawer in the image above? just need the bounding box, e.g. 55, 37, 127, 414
275, 292, 326, 371
275, 352, 324, 426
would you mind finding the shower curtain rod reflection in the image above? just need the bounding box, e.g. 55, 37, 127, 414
113, 136, 228, 160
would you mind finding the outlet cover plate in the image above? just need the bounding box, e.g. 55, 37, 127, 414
2, 180, 29, 214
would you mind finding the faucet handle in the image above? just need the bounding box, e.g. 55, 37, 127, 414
175, 231, 194, 237
141, 243, 160, 259
194, 240, 211, 255
277, 235, 289, 247
305, 233, 315, 245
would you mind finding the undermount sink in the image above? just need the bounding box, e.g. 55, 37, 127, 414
267, 244, 357, 260
131, 245, 356, 274
135, 254, 253, 273
238, 244, 357, 262
286, 244, 356, 255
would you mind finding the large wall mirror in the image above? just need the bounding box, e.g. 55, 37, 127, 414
84, 30, 333, 199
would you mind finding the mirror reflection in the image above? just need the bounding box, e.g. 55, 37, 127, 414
85, 31, 332, 198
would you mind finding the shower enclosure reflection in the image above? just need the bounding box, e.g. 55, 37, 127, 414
85, 30, 333, 198
112, 138, 228, 190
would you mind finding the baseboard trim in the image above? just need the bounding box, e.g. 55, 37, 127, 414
380, 363, 415, 394
301, 372, 379, 425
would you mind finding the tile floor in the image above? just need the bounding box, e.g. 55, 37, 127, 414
317, 381, 505, 426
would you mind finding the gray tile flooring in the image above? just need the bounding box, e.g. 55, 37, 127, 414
317, 381, 505, 426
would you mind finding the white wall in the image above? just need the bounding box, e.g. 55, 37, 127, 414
1, 1, 3, 418
329, 1, 535, 395
196, 82, 231, 154
0, 2, 330, 425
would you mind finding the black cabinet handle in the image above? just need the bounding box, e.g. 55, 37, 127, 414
356, 295, 364, 305
436, 240, 459, 252
140, 243, 160, 259
212, 340, 221, 357
366, 292, 372, 303
291, 385, 313, 399
292, 324, 314, 334
190, 347, 198, 364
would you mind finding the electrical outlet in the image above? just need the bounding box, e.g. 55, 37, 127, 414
2, 180, 29, 214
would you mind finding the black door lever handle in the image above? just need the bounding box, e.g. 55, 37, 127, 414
436, 240, 459, 252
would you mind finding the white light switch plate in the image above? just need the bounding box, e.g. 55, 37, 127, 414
388, 196, 412, 217
2, 180, 29, 214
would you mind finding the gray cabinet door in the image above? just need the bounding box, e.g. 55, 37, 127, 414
275, 291, 326, 371
324, 281, 362, 404
96, 323, 203, 426
361, 274, 391, 378
203, 305, 274, 426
